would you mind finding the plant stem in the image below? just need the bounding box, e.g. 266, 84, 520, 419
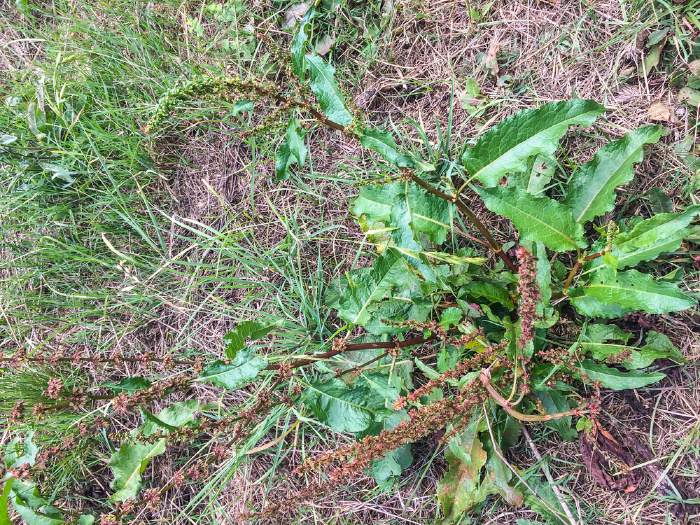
264, 328, 462, 371
479, 369, 588, 422
406, 172, 518, 273
560, 250, 605, 296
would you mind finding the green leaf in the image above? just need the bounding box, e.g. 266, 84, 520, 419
275, 119, 307, 181
463, 99, 604, 187
583, 329, 684, 370
78, 516, 95, 525
565, 126, 662, 223
586, 207, 700, 272
306, 54, 353, 126
577, 360, 665, 390
223, 319, 282, 359
405, 183, 452, 245
371, 444, 412, 491
648, 187, 673, 214
231, 99, 254, 115
290, 9, 311, 80
367, 411, 413, 490
353, 182, 402, 224
571, 267, 696, 315
355, 128, 414, 167
517, 153, 555, 197
480, 437, 524, 506
475, 185, 587, 251
362, 371, 401, 402
337, 248, 411, 326
437, 429, 488, 524
459, 281, 514, 308
5, 432, 38, 469
196, 347, 267, 390
304, 378, 375, 432
102, 377, 152, 393
533, 390, 577, 441
108, 440, 166, 502
11, 496, 64, 525
1, 479, 13, 525
569, 294, 632, 319
275, 140, 293, 181
140, 400, 199, 437
440, 307, 463, 328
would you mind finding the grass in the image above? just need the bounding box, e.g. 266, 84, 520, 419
1, 0, 699, 524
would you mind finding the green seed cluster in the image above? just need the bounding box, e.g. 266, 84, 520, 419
145, 75, 281, 133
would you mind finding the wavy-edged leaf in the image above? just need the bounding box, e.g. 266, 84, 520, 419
459, 281, 514, 308
304, 378, 375, 432
406, 184, 452, 245
437, 429, 488, 524
306, 54, 353, 126
582, 328, 684, 369
11, 496, 64, 525
290, 7, 314, 80
586, 207, 700, 273
102, 377, 152, 394
337, 248, 412, 326
569, 294, 632, 319
475, 185, 587, 251
352, 182, 403, 224
571, 267, 696, 315
140, 400, 199, 437
275, 118, 307, 181
109, 440, 166, 502
463, 99, 604, 187
577, 360, 665, 390
356, 127, 414, 167
224, 319, 282, 359
196, 347, 267, 390
565, 126, 662, 223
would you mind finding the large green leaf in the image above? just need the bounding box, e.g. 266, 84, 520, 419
337, 248, 412, 326
585, 207, 700, 273
571, 267, 696, 315
11, 496, 64, 525
463, 99, 604, 187
139, 400, 199, 437
437, 430, 488, 524
196, 347, 267, 390
406, 183, 452, 245
306, 55, 353, 126
565, 126, 662, 223
109, 401, 198, 502
355, 128, 414, 167
475, 185, 587, 251
109, 440, 166, 502
352, 182, 403, 224
290, 7, 313, 79
459, 281, 514, 308
304, 378, 375, 433
1, 480, 13, 525
223, 319, 282, 358
577, 360, 665, 390
582, 327, 684, 369
275, 118, 307, 181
